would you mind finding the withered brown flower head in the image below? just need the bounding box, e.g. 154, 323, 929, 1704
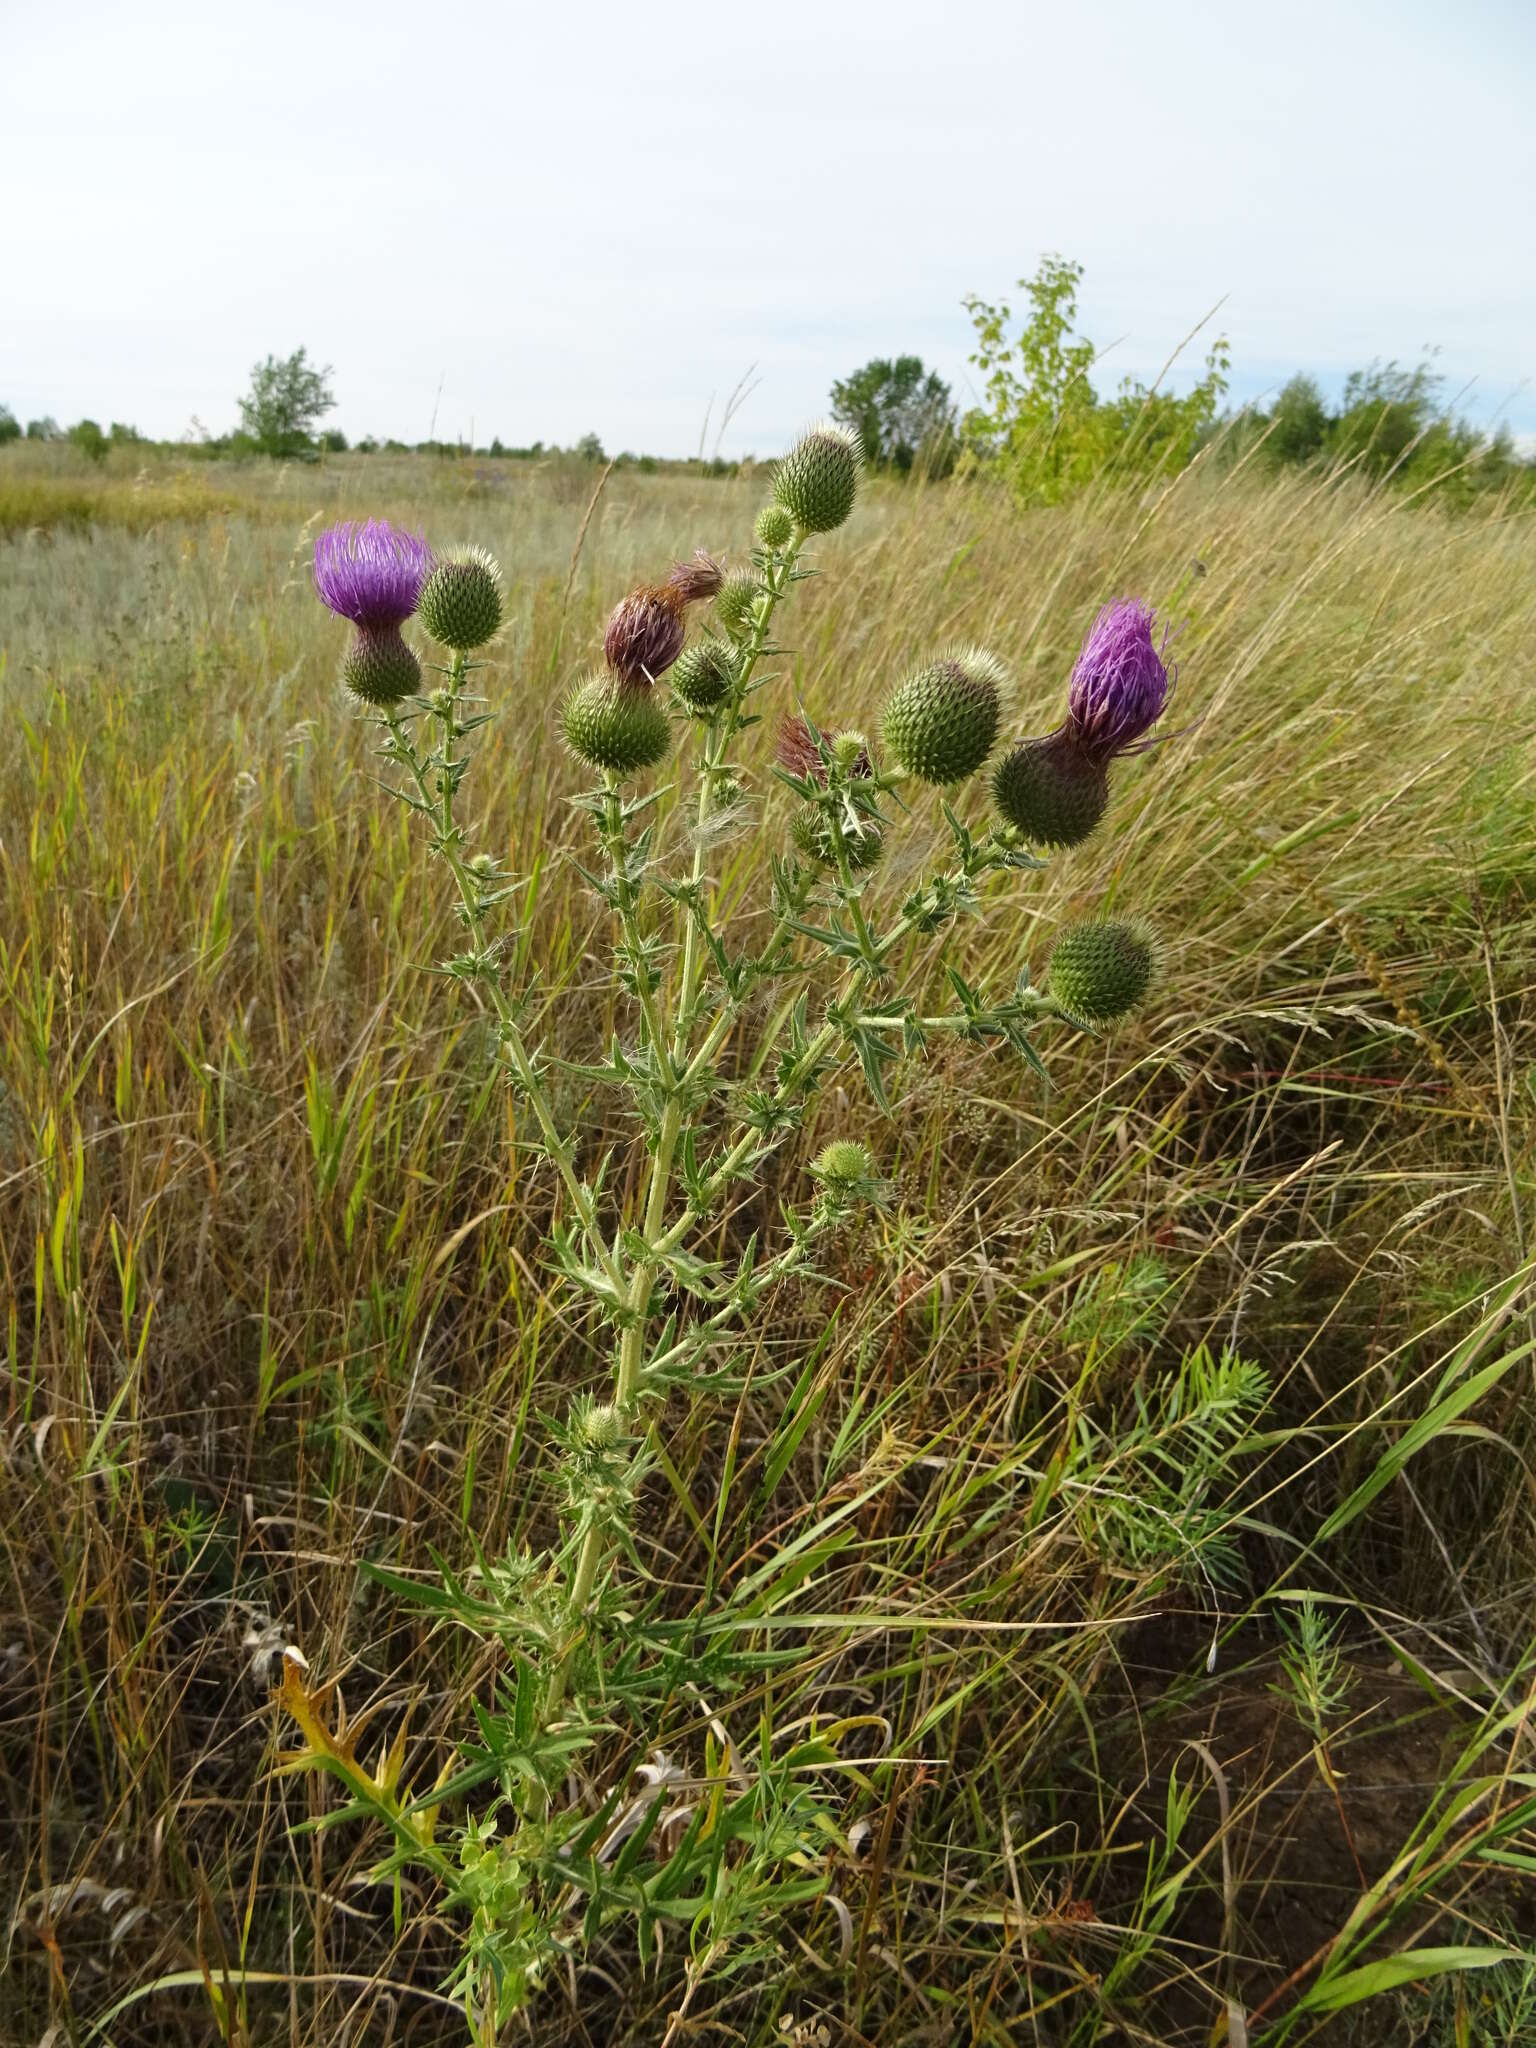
604, 585, 687, 685
776, 712, 871, 785
666, 550, 725, 605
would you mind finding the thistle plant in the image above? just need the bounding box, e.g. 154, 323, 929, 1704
286, 428, 1184, 2034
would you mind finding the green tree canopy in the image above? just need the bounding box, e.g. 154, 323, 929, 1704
237, 347, 335, 457
830, 355, 956, 473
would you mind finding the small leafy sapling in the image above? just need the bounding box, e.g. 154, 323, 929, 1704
289, 428, 1183, 2032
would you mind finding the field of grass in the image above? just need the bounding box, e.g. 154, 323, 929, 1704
3, 439, 1535, 2045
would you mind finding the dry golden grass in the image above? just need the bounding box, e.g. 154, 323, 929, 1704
2, 444, 1534, 2045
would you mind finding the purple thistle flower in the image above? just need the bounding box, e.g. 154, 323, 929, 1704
1066, 598, 1176, 764
313, 520, 433, 630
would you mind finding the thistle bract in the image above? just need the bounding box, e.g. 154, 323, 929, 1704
418, 545, 504, 650
882, 648, 1004, 785
791, 804, 884, 870
313, 520, 431, 629
773, 423, 861, 534
1067, 598, 1173, 763
562, 672, 672, 774
605, 585, 687, 685
1047, 918, 1157, 1026
992, 730, 1109, 847
671, 638, 735, 715
340, 625, 422, 706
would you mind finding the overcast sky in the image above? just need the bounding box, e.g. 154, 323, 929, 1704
5, 0, 1533, 454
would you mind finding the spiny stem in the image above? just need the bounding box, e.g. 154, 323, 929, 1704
384, 686, 624, 1295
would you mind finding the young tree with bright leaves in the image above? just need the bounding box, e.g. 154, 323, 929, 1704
237, 346, 335, 457
830, 356, 957, 473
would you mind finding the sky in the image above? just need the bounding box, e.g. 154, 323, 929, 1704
4, 0, 1534, 455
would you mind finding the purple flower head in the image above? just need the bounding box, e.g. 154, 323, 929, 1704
1066, 598, 1176, 763
313, 520, 433, 630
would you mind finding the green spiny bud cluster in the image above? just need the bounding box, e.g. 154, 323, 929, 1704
341, 627, 421, 706
418, 545, 504, 651
754, 502, 794, 549
716, 571, 765, 639
1046, 918, 1157, 1027
812, 1138, 874, 1188
992, 731, 1108, 848
671, 638, 736, 715
882, 647, 1005, 785
773, 423, 861, 534
791, 805, 884, 870
561, 673, 672, 775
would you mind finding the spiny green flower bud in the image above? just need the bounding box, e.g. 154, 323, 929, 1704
812, 1139, 874, 1188
882, 646, 1004, 785
716, 571, 765, 639
417, 545, 504, 651
754, 502, 794, 549
341, 626, 421, 706
773, 422, 862, 534
1046, 918, 1157, 1028
992, 729, 1109, 848
561, 672, 672, 776
831, 730, 868, 773
671, 638, 735, 715
791, 805, 884, 870
575, 1400, 624, 1452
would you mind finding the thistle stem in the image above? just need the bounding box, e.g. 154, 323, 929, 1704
384, 686, 625, 1295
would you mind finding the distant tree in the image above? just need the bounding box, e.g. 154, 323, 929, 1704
489, 437, 507, 457
1329, 361, 1437, 479
964, 254, 1228, 504
574, 432, 606, 462
237, 347, 335, 457
109, 420, 141, 443
319, 428, 348, 453
1267, 375, 1329, 466
26, 416, 61, 441
0, 404, 20, 445
355, 436, 379, 455
830, 355, 957, 473
69, 418, 110, 463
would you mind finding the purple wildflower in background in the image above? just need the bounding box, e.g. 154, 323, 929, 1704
1066, 598, 1175, 763
313, 520, 433, 629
